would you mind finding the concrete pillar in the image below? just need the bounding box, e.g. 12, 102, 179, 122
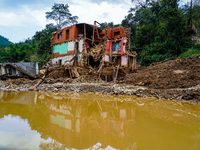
1, 64, 6, 74
36, 62, 39, 75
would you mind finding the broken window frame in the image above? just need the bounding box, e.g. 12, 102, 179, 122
112, 40, 122, 52
58, 32, 63, 40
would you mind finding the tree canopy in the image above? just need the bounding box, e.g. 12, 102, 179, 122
0, 35, 12, 48
46, 3, 78, 29
122, 0, 199, 66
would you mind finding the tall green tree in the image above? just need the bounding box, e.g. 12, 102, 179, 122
46, 3, 78, 29
122, 0, 193, 66
31, 24, 58, 66
159, 0, 190, 55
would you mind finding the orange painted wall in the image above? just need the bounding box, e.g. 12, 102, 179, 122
99, 26, 126, 39
52, 24, 127, 45
52, 25, 81, 45
112, 27, 126, 39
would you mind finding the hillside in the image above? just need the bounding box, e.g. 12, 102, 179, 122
0, 35, 12, 48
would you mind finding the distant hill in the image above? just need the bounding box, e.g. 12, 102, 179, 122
0, 35, 12, 48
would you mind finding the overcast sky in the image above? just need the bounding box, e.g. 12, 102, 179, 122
0, 0, 191, 43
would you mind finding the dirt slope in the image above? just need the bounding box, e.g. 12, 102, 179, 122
123, 56, 200, 89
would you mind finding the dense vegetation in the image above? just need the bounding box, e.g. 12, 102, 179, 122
122, 0, 200, 66
0, 35, 12, 48
0, 24, 58, 66
0, 0, 200, 67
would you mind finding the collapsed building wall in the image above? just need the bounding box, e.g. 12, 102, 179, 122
51, 22, 136, 69
0, 62, 39, 79
49, 21, 137, 82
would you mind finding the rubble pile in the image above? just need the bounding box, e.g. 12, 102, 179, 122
123, 55, 200, 89
88, 43, 104, 62
1, 55, 200, 102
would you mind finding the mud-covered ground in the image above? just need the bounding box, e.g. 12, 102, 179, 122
123, 56, 200, 89
0, 56, 200, 102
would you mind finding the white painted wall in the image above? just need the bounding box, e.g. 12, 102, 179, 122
79, 39, 83, 52
52, 55, 75, 66
121, 55, 128, 66
68, 41, 75, 51
52, 54, 84, 66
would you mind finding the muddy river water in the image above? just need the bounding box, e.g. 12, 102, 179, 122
0, 91, 200, 150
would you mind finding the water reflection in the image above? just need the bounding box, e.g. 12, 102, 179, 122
0, 91, 200, 150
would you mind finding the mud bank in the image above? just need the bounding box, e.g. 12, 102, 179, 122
1, 56, 200, 102
0, 80, 199, 103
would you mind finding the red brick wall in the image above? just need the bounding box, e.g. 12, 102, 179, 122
101, 26, 126, 39
112, 27, 126, 39
52, 25, 79, 45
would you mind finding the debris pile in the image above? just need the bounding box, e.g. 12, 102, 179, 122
123, 55, 200, 89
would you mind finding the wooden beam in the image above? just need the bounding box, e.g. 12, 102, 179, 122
84, 23, 86, 40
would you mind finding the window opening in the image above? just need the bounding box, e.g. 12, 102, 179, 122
113, 41, 121, 51
59, 59, 62, 66
66, 29, 69, 40
114, 31, 120, 36
58, 32, 62, 39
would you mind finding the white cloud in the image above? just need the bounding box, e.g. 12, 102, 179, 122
0, 5, 49, 27
0, 0, 133, 42
69, 0, 132, 25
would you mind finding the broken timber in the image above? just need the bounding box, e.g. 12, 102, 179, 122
45, 20, 137, 82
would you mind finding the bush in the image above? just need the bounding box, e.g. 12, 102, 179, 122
178, 47, 200, 58
140, 42, 174, 66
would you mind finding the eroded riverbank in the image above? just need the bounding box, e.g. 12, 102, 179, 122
1, 56, 200, 102
0, 79, 200, 103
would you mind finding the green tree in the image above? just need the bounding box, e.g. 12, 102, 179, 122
33, 24, 57, 66
122, 0, 194, 66
159, 0, 190, 55
6, 43, 32, 62
46, 3, 78, 29
0, 45, 9, 62
0, 35, 12, 48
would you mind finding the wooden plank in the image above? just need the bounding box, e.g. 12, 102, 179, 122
84, 24, 86, 40
113, 65, 119, 82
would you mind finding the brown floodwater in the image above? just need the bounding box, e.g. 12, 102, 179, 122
0, 91, 200, 150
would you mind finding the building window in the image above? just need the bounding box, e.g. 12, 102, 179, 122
59, 59, 62, 66
66, 29, 69, 40
114, 31, 120, 36
113, 41, 121, 51
58, 32, 62, 39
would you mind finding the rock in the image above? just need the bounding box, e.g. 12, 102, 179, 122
52, 82, 63, 88
53, 88, 58, 92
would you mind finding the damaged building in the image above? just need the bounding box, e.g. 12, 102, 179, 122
0, 61, 39, 79
50, 21, 136, 81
